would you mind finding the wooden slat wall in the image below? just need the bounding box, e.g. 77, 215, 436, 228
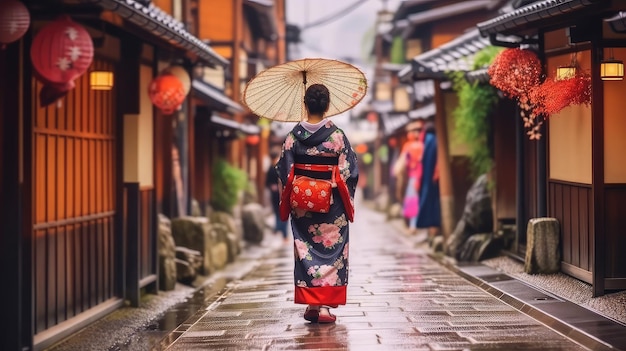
32, 59, 117, 333
140, 187, 155, 279
604, 185, 626, 278
548, 181, 592, 274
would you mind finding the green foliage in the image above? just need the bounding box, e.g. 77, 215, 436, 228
211, 159, 248, 213
390, 36, 405, 64
448, 46, 503, 177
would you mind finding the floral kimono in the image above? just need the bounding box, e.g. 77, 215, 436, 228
276, 120, 359, 306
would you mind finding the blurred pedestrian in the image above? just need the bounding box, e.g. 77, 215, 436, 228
416, 120, 441, 240
275, 84, 359, 324
395, 120, 424, 234
266, 146, 289, 242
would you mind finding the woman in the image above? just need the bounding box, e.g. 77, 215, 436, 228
415, 122, 440, 239
265, 146, 289, 242
276, 84, 359, 324
399, 121, 424, 234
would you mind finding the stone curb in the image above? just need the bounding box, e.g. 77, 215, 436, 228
434, 255, 616, 351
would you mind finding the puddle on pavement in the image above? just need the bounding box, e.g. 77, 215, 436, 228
111, 278, 229, 351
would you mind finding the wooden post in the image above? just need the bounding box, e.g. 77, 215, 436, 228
0, 37, 31, 351
434, 82, 454, 239
232, 0, 243, 168
590, 20, 605, 297
125, 182, 141, 307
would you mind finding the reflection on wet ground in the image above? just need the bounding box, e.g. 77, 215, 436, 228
159, 206, 590, 350
112, 278, 229, 351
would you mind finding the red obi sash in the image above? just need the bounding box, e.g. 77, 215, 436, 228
279, 163, 354, 222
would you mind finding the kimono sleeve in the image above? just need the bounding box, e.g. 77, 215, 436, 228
339, 131, 359, 199
275, 133, 296, 221
275, 133, 296, 188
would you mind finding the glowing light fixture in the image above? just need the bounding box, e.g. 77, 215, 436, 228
601, 49, 624, 81
556, 66, 576, 80
90, 71, 114, 90
556, 52, 578, 81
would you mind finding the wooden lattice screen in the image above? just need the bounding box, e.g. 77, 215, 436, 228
31, 59, 117, 333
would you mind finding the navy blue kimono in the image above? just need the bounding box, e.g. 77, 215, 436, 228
275, 120, 358, 306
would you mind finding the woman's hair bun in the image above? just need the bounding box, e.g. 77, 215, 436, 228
304, 84, 330, 114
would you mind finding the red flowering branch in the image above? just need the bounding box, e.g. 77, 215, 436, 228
488, 48, 542, 98
529, 71, 592, 116
488, 48, 592, 140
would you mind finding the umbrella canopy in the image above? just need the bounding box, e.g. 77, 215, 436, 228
242, 58, 368, 122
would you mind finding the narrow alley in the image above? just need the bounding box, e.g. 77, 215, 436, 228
153, 203, 590, 350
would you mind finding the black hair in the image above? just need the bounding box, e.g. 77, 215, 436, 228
304, 84, 330, 115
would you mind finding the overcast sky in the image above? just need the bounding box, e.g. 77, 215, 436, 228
285, 0, 401, 64
273, 0, 401, 135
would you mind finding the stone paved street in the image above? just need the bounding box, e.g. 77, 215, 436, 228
157, 204, 588, 351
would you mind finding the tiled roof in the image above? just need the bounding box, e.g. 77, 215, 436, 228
192, 79, 244, 114
244, 0, 278, 41
607, 11, 626, 33
477, 0, 610, 36
394, 0, 502, 37
82, 0, 228, 67
210, 114, 260, 134
380, 102, 435, 136
399, 29, 490, 82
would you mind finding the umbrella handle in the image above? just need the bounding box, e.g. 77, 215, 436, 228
301, 71, 307, 85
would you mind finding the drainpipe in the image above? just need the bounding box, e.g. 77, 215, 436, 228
515, 103, 526, 255
536, 34, 547, 217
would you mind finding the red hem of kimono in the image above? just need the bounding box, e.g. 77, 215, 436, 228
294, 285, 346, 306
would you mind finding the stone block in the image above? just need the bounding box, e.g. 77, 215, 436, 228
175, 258, 197, 285
242, 203, 265, 244
171, 216, 213, 275
158, 214, 177, 291
211, 242, 229, 270
525, 217, 560, 274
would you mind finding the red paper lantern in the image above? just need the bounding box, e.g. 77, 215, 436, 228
30, 15, 93, 105
355, 144, 368, 154
245, 134, 260, 145
388, 137, 397, 148
148, 74, 186, 114
0, 0, 30, 49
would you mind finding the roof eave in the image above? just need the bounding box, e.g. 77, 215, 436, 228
477, 0, 616, 37
82, 0, 229, 67
244, 0, 279, 41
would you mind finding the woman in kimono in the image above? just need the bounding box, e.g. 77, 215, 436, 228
276, 84, 359, 324
399, 121, 424, 234
415, 121, 440, 240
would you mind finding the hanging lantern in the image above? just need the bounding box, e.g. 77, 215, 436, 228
148, 73, 186, 114
30, 15, 94, 106
90, 70, 114, 90
354, 144, 368, 154
0, 0, 30, 49
245, 134, 260, 146
388, 137, 397, 148
161, 65, 190, 95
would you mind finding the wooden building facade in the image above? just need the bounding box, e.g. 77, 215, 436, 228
477, 0, 626, 296
0, 0, 241, 349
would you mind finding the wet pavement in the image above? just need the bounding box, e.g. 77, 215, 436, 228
155, 205, 593, 351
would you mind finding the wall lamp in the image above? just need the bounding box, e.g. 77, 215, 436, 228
601, 49, 624, 81
556, 52, 577, 81
90, 71, 114, 90
556, 66, 576, 80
